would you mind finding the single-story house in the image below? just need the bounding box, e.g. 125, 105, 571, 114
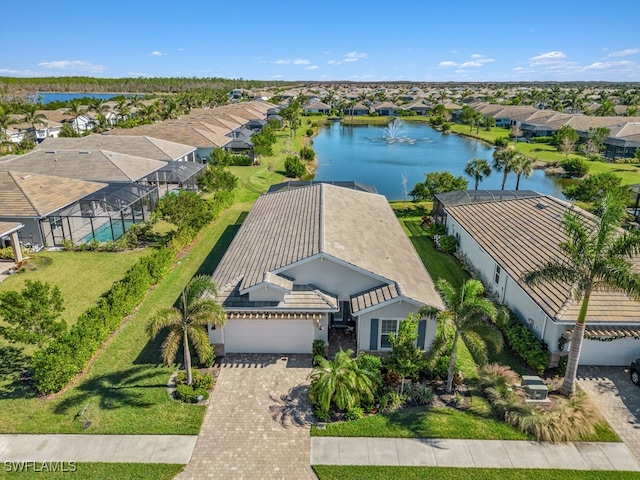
342, 103, 371, 116
209, 182, 443, 354
439, 191, 640, 366
304, 101, 331, 115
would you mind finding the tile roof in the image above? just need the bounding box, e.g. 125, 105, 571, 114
39, 135, 195, 161
0, 222, 23, 236
0, 171, 106, 217
0, 149, 165, 182
212, 183, 442, 312
445, 195, 640, 323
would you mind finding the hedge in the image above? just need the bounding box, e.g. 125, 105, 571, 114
31, 248, 175, 394
499, 313, 550, 375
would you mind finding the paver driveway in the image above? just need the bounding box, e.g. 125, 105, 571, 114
177, 354, 317, 480
578, 365, 640, 462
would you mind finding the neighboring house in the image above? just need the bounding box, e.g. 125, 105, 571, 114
342, 103, 370, 116
438, 191, 640, 366
209, 182, 443, 354
304, 101, 331, 115
372, 102, 399, 116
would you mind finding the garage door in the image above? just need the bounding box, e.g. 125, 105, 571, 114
224, 319, 314, 354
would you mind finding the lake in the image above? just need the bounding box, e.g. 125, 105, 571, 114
35, 93, 135, 104
312, 121, 566, 201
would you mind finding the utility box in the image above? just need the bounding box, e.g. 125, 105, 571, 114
522, 375, 549, 401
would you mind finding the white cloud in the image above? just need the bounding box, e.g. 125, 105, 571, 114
274, 58, 310, 65
329, 52, 368, 65
471, 53, 483, 58
271, 74, 284, 79
306, 65, 318, 70
149, 51, 166, 56
38, 60, 105, 73
439, 61, 458, 67
450, 50, 458, 54
585, 60, 634, 70
529, 51, 566, 66
459, 61, 483, 68
0, 68, 39, 76
609, 48, 640, 57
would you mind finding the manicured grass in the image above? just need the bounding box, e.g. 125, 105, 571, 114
586, 160, 640, 185
1, 463, 183, 479
0, 204, 247, 434
400, 219, 468, 290
313, 466, 640, 480
449, 123, 511, 144
312, 405, 529, 440
0, 250, 148, 325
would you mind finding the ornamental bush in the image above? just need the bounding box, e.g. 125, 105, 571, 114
497, 311, 550, 375
284, 155, 306, 178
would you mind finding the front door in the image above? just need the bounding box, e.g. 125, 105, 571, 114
331, 301, 349, 328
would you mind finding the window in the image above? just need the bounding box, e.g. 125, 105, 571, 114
494, 264, 502, 284
380, 319, 399, 349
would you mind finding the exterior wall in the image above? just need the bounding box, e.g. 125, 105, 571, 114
282, 256, 381, 301
356, 300, 435, 353
0, 217, 44, 247
195, 147, 214, 163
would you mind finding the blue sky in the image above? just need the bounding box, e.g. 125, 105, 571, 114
2, 0, 639, 82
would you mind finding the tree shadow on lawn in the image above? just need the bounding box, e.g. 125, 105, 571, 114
195, 222, 243, 277
0, 345, 35, 399
393, 205, 430, 219
53, 365, 164, 415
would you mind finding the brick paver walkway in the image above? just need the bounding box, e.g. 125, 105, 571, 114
177, 354, 317, 480
578, 365, 640, 461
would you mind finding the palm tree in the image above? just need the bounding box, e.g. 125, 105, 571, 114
0, 106, 17, 142
89, 98, 108, 116
21, 104, 47, 131
594, 100, 616, 117
309, 348, 380, 414
524, 195, 640, 396
464, 158, 492, 190
146, 275, 226, 386
513, 156, 534, 190
493, 148, 521, 190
421, 279, 503, 394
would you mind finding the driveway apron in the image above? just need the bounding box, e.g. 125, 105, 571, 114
578, 365, 640, 462
177, 354, 316, 480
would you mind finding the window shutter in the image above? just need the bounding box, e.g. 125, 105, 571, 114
369, 318, 379, 350
417, 319, 427, 349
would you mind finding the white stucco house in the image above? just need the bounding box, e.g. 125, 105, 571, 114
209, 182, 443, 354
436, 191, 640, 366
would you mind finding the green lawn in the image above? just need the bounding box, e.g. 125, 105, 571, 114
0, 204, 248, 434
449, 123, 511, 144
313, 466, 640, 480
0, 463, 182, 479
0, 250, 148, 325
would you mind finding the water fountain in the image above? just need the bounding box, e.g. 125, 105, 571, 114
382, 118, 416, 144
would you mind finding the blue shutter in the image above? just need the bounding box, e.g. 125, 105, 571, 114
417, 319, 427, 349
369, 318, 379, 350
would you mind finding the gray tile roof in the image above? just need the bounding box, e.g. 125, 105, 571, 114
212, 183, 442, 312
38, 135, 195, 161
445, 195, 640, 323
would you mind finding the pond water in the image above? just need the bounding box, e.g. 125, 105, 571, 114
312, 121, 567, 200
35, 93, 135, 104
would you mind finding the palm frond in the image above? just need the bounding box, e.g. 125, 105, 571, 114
188, 324, 212, 361
146, 307, 181, 339
160, 328, 182, 365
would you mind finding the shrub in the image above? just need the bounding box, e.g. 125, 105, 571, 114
494, 137, 509, 148
356, 353, 382, 377
284, 155, 306, 178
497, 312, 550, 375
406, 383, 435, 406
300, 146, 316, 161
436, 234, 457, 254
314, 407, 331, 422
312, 340, 326, 365
345, 406, 364, 421
529, 136, 553, 144
306, 128, 314, 137
379, 390, 407, 411
175, 384, 209, 403
560, 157, 589, 177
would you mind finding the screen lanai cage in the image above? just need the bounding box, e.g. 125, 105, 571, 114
43, 183, 159, 246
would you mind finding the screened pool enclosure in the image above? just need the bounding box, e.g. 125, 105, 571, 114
43, 183, 158, 245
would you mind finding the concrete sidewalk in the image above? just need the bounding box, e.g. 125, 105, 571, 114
0, 435, 197, 464
311, 437, 640, 471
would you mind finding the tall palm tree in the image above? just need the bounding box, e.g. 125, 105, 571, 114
21, 104, 47, 131
513, 155, 534, 190
309, 348, 380, 414
493, 148, 521, 190
146, 275, 226, 386
524, 195, 640, 396
594, 100, 616, 117
0, 106, 17, 142
89, 98, 108, 116
464, 158, 492, 190
421, 279, 503, 394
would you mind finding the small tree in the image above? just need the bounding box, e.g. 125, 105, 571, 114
560, 157, 589, 178
410, 171, 468, 201
0, 280, 66, 347
284, 155, 306, 178
147, 275, 225, 386
388, 314, 425, 393
197, 164, 238, 192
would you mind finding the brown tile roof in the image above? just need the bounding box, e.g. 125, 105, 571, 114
0, 222, 23, 236
0, 171, 106, 217
212, 183, 443, 312
0, 149, 165, 182
445, 195, 640, 323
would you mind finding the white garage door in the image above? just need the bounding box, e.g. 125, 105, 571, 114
224, 319, 313, 354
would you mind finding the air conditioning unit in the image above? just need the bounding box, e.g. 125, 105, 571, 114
522, 375, 549, 401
